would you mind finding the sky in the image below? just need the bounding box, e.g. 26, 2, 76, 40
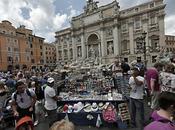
0, 0, 174, 42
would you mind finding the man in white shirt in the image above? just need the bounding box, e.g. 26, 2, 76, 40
129, 67, 145, 129
44, 77, 61, 127
11, 81, 36, 121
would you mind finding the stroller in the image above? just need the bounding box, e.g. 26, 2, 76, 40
0, 96, 15, 129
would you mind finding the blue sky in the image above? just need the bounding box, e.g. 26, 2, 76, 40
0, 0, 174, 42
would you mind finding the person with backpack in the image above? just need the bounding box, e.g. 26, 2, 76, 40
144, 92, 175, 130
11, 81, 37, 121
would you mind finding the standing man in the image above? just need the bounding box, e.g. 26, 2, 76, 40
111, 60, 121, 73
146, 63, 164, 110
129, 67, 145, 129
44, 77, 61, 126
11, 81, 36, 120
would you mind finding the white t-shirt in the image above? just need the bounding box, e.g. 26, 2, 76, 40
11, 89, 35, 109
129, 76, 144, 99
44, 85, 57, 110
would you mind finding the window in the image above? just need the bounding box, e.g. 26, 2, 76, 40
135, 17, 141, 29
151, 35, 159, 49
30, 44, 33, 48
15, 57, 19, 62
58, 51, 62, 58
77, 46, 82, 57
150, 16, 156, 25
31, 51, 33, 55
150, 3, 154, 8
40, 46, 42, 49
136, 41, 143, 50
122, 40, 128, 51
167, 48, 169, 52
7, 57, 12, 61
121, 23, 127, 32
135, 8, 139, 12
8, 47, 11, 51
14, 48, 19, 52
31, 59, 35, 63
27, 56, 30, 61
124, 58, 128, 62
40, 52, 42, 56
64, 50, 68, 58
137, 57, 141, 62
152, 56, 157, 63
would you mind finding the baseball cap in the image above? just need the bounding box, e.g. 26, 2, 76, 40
47, 77, 54, 83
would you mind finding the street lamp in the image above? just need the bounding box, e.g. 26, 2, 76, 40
141, 31, 147, 68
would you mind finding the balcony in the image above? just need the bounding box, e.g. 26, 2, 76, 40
121, 49, 130, 55
149, 23, 159, 31
134, 27, 143, 34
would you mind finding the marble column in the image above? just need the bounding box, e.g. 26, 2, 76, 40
113, 24, 119, 56
81, 34, 86, 59
67, 42, 70, 61
158, 14, 165, 47
72, 36, 77, 60
142, 19, 149, 46
87, 45, 89, 58
55, 44, 59, 64
61, 42, 64, 61
100, 29, 105, 57
128, 22, 134, 54
98, 43, 101, 57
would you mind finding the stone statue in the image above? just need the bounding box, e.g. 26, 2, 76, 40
85, 0, 98, 14
114, 0, 120, 15
108, 44, 113, 55
89, 46, 95, 58
87, 0, 93, 4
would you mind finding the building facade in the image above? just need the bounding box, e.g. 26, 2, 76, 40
165, 35, 175, 53
0, 20, 45, 71
55, 0, 166, 66
43, 42, 56, 68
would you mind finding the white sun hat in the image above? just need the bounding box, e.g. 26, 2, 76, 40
73, 102, 83, 113
84, 103, 92, 112
91, 102, 98, 112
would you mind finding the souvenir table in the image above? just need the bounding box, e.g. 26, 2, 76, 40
57, 98, 130, 127
56, 72, 131, 127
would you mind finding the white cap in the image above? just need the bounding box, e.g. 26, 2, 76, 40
47, 77, 54, 83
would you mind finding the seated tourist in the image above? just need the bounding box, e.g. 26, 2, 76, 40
50, 120, 74, 130
144, 92, 175, 130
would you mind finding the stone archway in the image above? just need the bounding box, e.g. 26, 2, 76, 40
87, 34, 99, 58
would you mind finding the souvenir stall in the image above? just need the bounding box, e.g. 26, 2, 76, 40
56, 69, 131, 128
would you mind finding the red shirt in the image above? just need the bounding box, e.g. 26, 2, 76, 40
146, 68, 160, 91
